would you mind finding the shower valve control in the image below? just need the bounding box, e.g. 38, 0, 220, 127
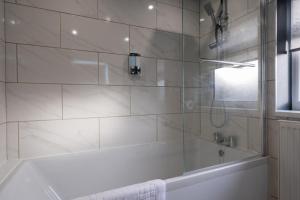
214, 132, 236, 148
129, 53, 141, 75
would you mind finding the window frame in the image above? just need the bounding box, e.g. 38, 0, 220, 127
278, 0, 300, 110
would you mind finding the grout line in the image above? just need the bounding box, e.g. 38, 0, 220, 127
5, 42, 188, 63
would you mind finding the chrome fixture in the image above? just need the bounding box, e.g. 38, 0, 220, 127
129, 53, 141, 75
214, 132, 235, 148
204, 0, 229, 49
199, 58, 256, 68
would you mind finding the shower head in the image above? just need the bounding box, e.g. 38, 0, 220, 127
204, 3, 214, 17
204, 2, 217, 26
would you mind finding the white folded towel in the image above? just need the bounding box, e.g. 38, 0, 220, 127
74, 179, 166, 200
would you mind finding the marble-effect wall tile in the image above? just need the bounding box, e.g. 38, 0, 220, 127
18, 45, 99, 84
157, 59, 182, 87
5, 4, 60, 47
17, 0, 98, 18
5, 43, 17, 82
131, 86, 181, 115
158, 114, 183, 142
19, 119, 99, 158
6, 122, 19, 160
157, 3, 182, 33
63, 85, 130, 119
61, 14, 129, 54
100, 116, 156, 148
99, 0, 156, 29
130, 26, 181, 60
0, 124, 6, 165
6, 83, 62, 122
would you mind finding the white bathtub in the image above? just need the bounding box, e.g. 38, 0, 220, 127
0, 140, 268, 200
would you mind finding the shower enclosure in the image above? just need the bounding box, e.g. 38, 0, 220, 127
182, 0, 264, 172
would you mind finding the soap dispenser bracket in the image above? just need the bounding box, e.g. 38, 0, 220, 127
129, 53, 141, 75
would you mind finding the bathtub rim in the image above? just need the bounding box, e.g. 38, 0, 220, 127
0, 153, 268, 194
166, 156, 268, 192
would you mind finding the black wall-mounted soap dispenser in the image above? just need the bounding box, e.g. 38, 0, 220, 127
129, 53, 141, 75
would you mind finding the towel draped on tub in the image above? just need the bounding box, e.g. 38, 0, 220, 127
74, 179, 166, 200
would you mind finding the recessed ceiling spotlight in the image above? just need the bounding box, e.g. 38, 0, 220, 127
71, 29, 78, 35
200, 18, 205, 22
148, 4, 154, 10
124, 37, 129, 42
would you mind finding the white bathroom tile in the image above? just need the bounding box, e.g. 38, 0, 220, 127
6, 122, 19, 160
17, 0, 98, 18
99, 0, 156, 29
224, 115, 248, 151
199, 62, 215, 88
267, 0, 276, 42
183, 9, 199, 37
247, 117, 262, 153
0, 83, 6, 124
267, 81, 275, 118
18, 45, 99, 84
131, 87, 181, 115
247, 0, 260, 12
267, 119, 279, 159
157, 3, 182, 33
63, 85, 130, 119
269, 158, 279, 197
200, 34, 216, 59
200, 112, 220, 141
130, 26, 181, 60
6, 83, 62, 121
0, 0, 4, 42
0, 42, 4, 82
100, 116, 156, 148
184, 62, 201, 87
5, 43, 17, 82
184, 112, 201, 137
199, 2, 213, 37
5, 4, 60, 47
0, 124, 6, 165
183, 0, 199, 12
184, 35, 200, 61
184, 88, 201, 112
61, 14, 129, 54
99, 53, 156, 86
227, 0, 248, 22
19, 119, 99, 158
225, 11, 259, 54
158, 114, 183, 142
157, 0, 181, 8
157, 59, 182, 87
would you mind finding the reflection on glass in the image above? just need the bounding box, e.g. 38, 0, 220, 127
292, 0, 300, 49
215, 60, 258, 102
